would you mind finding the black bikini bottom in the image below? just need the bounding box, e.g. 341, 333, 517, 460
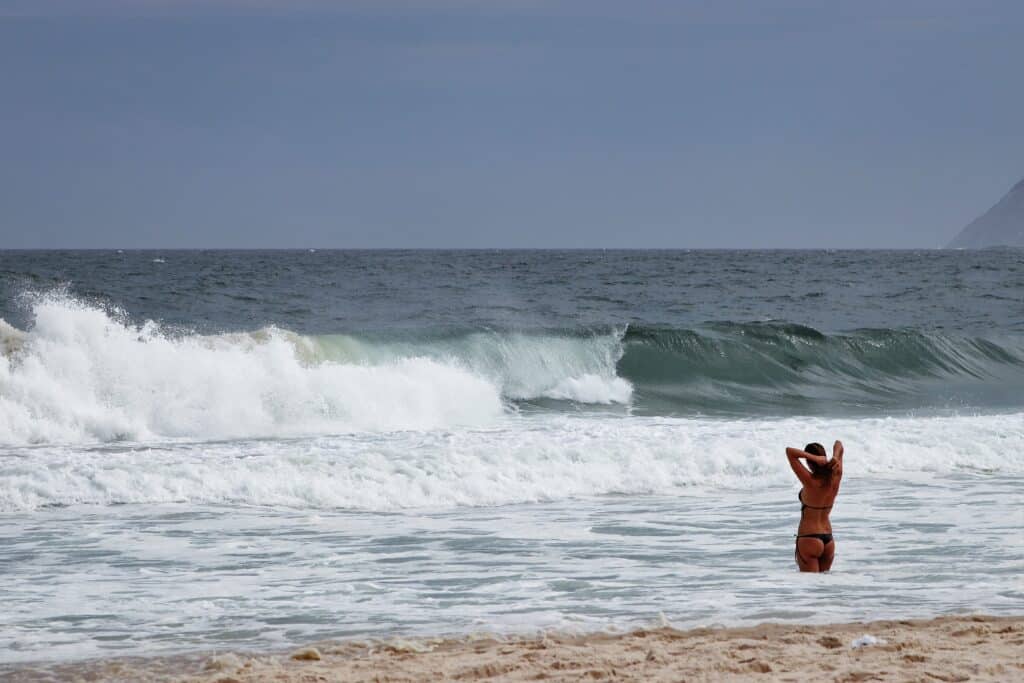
796, 533, 834, 545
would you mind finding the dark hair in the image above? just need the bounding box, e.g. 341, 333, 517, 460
804, 442, 831, 480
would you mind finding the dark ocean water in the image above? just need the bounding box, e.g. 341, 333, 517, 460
3, 249, 1022, 333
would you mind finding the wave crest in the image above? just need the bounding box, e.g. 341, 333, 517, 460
0, 295, 504, 444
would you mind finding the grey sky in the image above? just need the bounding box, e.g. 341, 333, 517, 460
1, 1, 1022, 248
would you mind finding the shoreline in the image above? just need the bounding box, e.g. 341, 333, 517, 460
8, 614, 1023, 682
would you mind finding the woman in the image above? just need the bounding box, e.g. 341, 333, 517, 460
786, 440, 843, 572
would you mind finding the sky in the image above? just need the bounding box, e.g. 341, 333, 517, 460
1, 0, 1022, 249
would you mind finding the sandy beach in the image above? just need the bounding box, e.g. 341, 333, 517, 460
11, 614, 1020, 682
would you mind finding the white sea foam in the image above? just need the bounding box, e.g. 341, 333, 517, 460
0, 318, 27, 357
543, 373, 634, 404
2, 412, 1021, 512
0, 294, 504, 444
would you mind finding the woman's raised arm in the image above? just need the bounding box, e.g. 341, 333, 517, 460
785, 447, 816, 485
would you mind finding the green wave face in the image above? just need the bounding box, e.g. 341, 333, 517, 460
618, 323, 1024, 415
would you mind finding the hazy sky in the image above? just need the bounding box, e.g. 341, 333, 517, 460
2, 0, 1022, 248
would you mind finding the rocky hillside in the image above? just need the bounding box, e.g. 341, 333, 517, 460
947, 178, 1024, 248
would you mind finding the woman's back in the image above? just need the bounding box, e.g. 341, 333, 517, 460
797, 479, 837, 535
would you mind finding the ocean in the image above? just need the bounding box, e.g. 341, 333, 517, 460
1, 249, 1022, 668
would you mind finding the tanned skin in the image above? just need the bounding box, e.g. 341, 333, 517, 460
786, 441, 843, 572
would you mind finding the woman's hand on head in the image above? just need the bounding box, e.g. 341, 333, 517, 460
833, 440, 844, 459
787, 446, 827, 466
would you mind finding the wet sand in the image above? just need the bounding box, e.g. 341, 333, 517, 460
11, 614, 1023, 682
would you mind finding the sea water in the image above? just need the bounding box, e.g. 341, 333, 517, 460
0, 250, 1022, 667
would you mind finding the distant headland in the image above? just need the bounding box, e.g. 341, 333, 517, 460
947, 177, 1024, 248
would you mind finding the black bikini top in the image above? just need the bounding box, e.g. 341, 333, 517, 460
799, 489, 832, 512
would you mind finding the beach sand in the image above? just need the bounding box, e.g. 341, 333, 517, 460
13, 614, 1023, 682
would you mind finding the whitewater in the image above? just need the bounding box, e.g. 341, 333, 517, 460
1, 250, 1022, 668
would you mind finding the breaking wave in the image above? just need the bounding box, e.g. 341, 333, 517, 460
0, 294, 505, 444
2, 292, 1024, 444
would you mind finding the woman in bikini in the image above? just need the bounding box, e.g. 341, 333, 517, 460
786, 440, 843, 572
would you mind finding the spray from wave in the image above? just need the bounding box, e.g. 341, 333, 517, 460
0, 294, 507, 444
0, 293, 632, 444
